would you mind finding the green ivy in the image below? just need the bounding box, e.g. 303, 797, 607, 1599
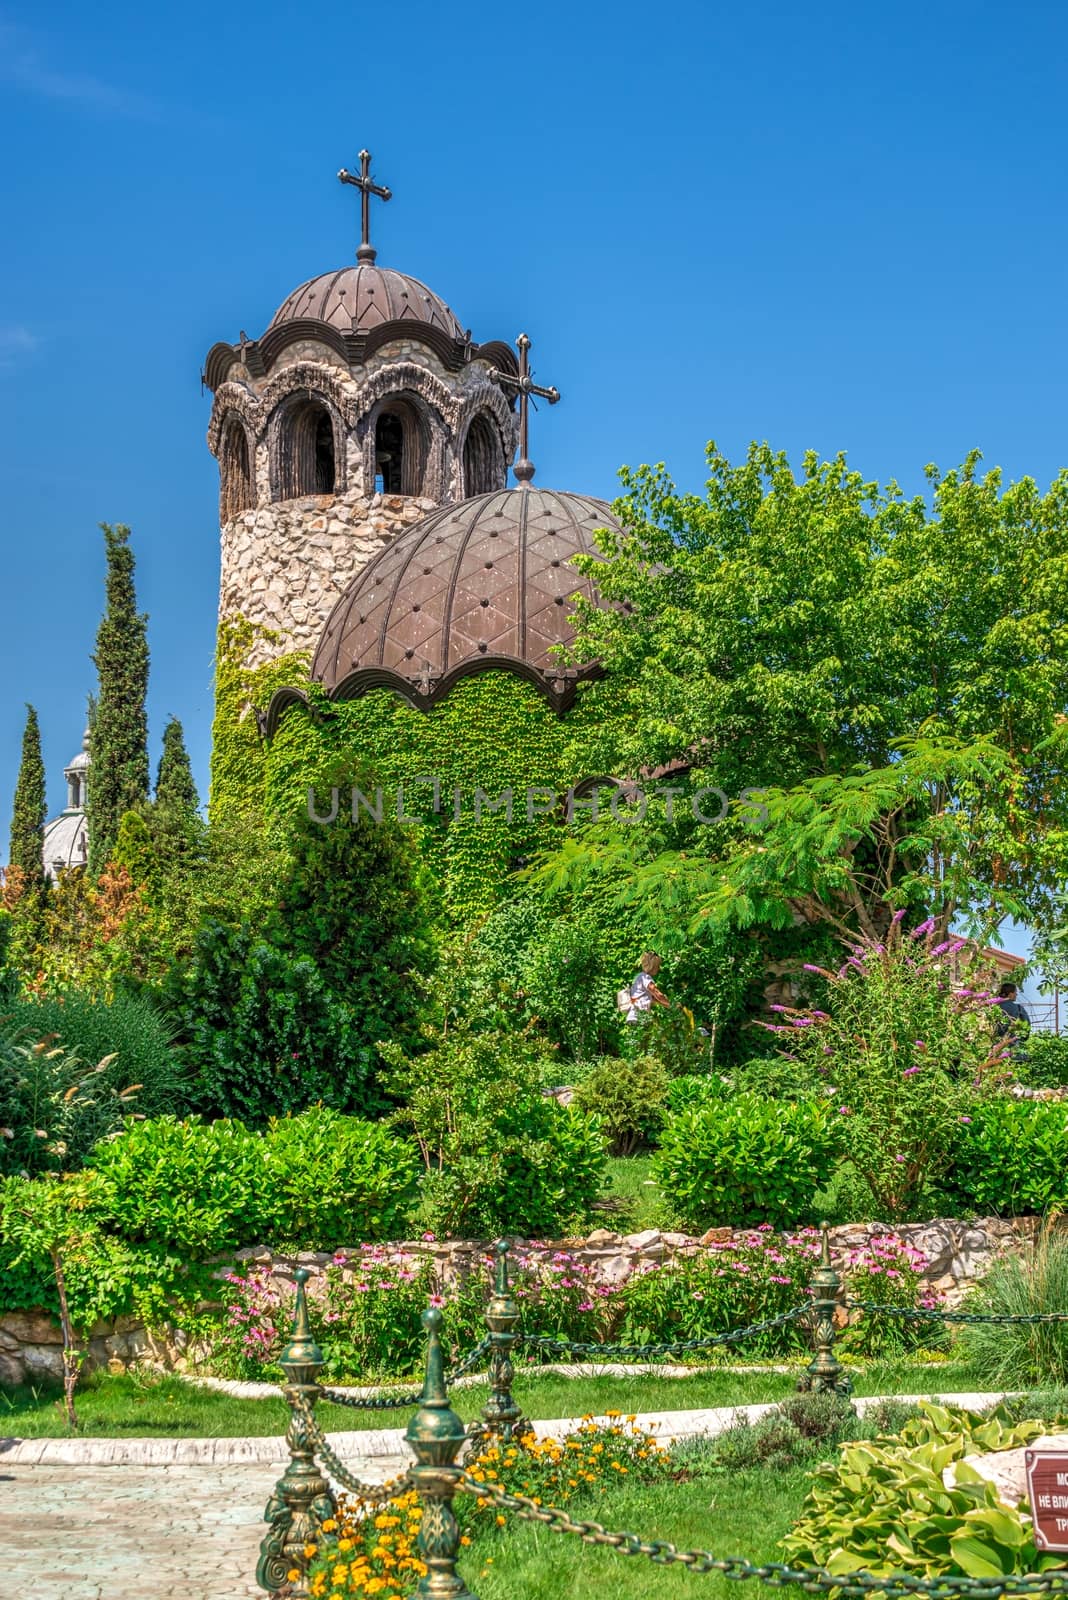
262, 670, 625, 923
210, 616, 309, 825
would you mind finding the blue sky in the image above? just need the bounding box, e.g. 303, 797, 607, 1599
1, 0, 1066, 974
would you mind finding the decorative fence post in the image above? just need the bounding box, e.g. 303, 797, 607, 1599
406, 1307, 478, 1600
798, 1224, 852, 1396
257, 1268, 336, 1596
472, 1239, 530, 1446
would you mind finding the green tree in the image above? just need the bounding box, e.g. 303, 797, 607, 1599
87, 524, 149, 873
8, 704, 46, 887
155, 716, 199, 814
553, 444, 1068, 942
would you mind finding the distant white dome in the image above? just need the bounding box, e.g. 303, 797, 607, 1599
42, 810, 88, 878
42, 726, 90, 882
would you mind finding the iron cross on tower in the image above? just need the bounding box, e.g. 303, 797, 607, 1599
337, 150, 392, 264
490, 334, 561, 486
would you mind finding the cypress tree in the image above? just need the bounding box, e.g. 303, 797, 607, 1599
87, 524, 149, 874
8, 703, 46, 885
155, 716, 199, 814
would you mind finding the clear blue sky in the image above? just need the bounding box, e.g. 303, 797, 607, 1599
1, 0, 1066, 970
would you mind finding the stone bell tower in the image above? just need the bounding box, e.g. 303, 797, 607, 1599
202, 151, 520, 670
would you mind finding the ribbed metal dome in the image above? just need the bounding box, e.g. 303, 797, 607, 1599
268, 264, 465, 340
311, 488, 623, 709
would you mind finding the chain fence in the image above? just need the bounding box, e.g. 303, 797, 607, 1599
318, 1335, 493, 1410
291, 1392, 413, 1504
846, 1301, 1068, 1327
519, 1303, 812, 1363
458, 1474, 1068, 1598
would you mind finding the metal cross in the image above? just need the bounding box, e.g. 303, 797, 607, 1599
489, 333, 561, 487
337, 150, 392, 265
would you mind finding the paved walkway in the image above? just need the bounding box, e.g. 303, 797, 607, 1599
0, 1394, 1008, 1600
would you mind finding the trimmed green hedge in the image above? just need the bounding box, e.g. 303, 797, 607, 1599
654, 1094, 838, 1229
945, 1100, 1068, 1216
85, 1108, 418, 1253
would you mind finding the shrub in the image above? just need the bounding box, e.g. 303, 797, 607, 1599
2, 988, 186, 1124
261, 1107, 419, 1248
839, 1232, 937, 1356
960, 1228, 1068, 1387
768, 916, 1011, 1219
655, 1096, 837, 1229
664, 1073, 728, 1115
570, 1055, 668, 1155
617, 1227, 818, 1353
0, 1029, 142, 1176
382, 1000, 606, 1238
783, 1401, 1067, 1578
705, 1392, 858, 1472
946, 1099, 1068, 1215
1018, 1032, 1068, 1089
86, 1115, 264, 1253
172, 924, 377, 1124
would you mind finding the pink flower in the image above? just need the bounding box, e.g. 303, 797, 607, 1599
428, 1293, 446, 1308
421, 1232, 436, 1242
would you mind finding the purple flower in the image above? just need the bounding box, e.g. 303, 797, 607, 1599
838, 1106, 852, 1115
960, 1115, 973, 1124
890, 908, 907, 925
911, 917, 936, 940
903, 1065, 921, 1077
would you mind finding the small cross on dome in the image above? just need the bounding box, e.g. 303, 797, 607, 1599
489, 334, 561, 487
337, 150, 392, 265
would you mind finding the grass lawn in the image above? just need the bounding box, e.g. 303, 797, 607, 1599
598, 1154, 670, 1231
0, 1357, 988, 1438
469, 1465, 810, 1600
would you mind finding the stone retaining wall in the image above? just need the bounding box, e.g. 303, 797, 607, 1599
0, 1216, 1043, 1389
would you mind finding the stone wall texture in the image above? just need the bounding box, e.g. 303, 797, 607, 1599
0, 1216, 1042, 1388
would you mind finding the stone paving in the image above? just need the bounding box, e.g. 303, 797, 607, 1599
0, 1394, 1009, 1600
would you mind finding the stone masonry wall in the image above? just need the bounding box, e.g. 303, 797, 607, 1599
220, 490, 437, 667
0, 1217, 1043, 1388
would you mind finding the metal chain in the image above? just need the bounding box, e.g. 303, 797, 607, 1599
846, 1301, 1068, 1326
292, 1393, 413, 1504
319, 1336, 493, 1410
459, 1474, 1068, 1598
520, 1303, 811, 1362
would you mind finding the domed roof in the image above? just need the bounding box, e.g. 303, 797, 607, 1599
42, 811, 88, 878
309, 488, 623, 712
268, 264, 465, 341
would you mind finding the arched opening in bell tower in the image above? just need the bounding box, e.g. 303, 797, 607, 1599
462, 412, 502, 497
372, 397, 430, 497
219, 418, 254, 521
273, 397, 337, 499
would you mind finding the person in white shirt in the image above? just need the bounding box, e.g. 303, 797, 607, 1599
625, 951, 670, 1023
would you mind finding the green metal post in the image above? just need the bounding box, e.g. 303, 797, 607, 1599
406, 1307, 478, 1600
257, 1268, 336, 1596
472, 1240, 530, 1446
798, 1224, 852, 1396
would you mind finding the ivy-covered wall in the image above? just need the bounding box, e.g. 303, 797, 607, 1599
262, 671, 628, 924
210, 618, 309, 827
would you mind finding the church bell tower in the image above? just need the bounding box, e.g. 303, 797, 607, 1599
202, 151, 520, 671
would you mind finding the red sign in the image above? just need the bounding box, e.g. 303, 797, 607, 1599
1025, 1450, 1068, 1551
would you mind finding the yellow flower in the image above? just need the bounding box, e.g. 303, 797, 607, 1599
337, 1537, 353, 1553
304, 1543, 318, 1558
496, 1514, 507, 1527
286, 1571, 300, 1583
